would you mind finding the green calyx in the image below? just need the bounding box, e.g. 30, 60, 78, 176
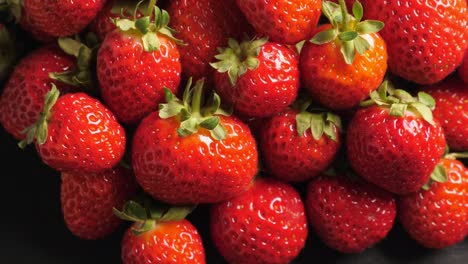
294, 99, 342, 141
360, 81, 437, 126
159, 78, 231, 141
0, 0, 22, 23
310, 0, 384, 64
18, 84, 60, 149
444, 152, 468, 160
422, 163, 447, 191
210, 37, 268, 86
0, 25, 15, 81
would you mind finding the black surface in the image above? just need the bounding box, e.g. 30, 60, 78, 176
1, 127, 467, 264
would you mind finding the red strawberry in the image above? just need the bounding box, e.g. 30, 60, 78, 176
235, 0, 321, 44
0, 45, 76, 140
306, 175, 397, 253
459, 52, 468, 84
424, 77, 468, 151
210, 178, 308, 264
61, 167, 137, 240
97, 6, 181, 124
300, 0, 387, 110
399, 158, 468, 248
260, 107, 341, 182
0, 24, 16, 81
167, 0, 253, 82
359, 0, 467, 84
211, 38, 300, 118
132, 79, 258, 204
346, 83, 446, 195
20, 85, 126, 173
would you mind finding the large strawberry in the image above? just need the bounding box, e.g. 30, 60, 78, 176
399, 157, 468, 248
211, 38, 300, 118
359, 0, 467, 84
459, 52, 468, 84
235, 0, 321, 44
424, 77, 468, 151
132, 78, 258, 204
300, 0, 387, 110
19, 85, 126, 173
210, 178, 308, 264
306, 175, 397, 253
347, 82, 446, 195
167, 0, 253, 82
0, 45, 76, 140
97, 4, 181, 124
61, 167, 137, 240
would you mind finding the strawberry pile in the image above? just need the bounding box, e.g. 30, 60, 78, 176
0, 0, 467, 263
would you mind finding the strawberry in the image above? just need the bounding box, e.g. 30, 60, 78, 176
132, 78, 258, 204
19, 85, 126, 173
210, 178, 308, 264
306, 175, 397, 253
300, 0, 387, 110
211, 38, 300, 118
0, 24, 15, 81
424, 77, 468, 151
61, 167, 137, 240
399, 157, 468, 248
0, 45, 76, 140
97, 5, 181, 124
260, 106, 342, 182
235, 0, 321, 44
346, 82, 446, 195
459, 52, 468, 84
359, 0, 467, 84
167, 0, 253, 82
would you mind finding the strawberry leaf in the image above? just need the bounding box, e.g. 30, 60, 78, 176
310, 29, 337, 44
340, 40, 355, 64
418, 92, 436, 109
409, 102, 435, 126
310, 114, 324, 140
352, 1, 363, 22
430, 163, 447, 183
356, 20, 384, 34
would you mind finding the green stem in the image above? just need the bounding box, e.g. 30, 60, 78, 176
146, 0, 157, 17
445, 152, 468, 160
191, 80, 204, 114
339, 0, 349, 31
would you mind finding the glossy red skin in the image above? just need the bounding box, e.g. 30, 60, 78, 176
399, 159, 468, 249
214, 42, 300, 118
23, 0, 106, 37
97, 30, 181, 124
132, 112, 258, 204
236, 0, 321, 44
36, 93, 126, 173
346, 106, 446, 195
260, 109, 341, 182
300, 25, 388, 110
19, 14, 55, 43
122, 220, 206, 264
360, 0, 467, 84
0, 45, 76, 140
424, 77, 468, 151
459, 52, 468, 84
167, 0, 253, 82
306, 175, 397, 253
61, 167, 137, 240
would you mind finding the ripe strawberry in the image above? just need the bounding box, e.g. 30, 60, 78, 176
132, 79, 258, 204
20, 85, 126, 173
235, 0, 321, 44
300, 0, 387, 110
61, 167, 137, 240
424, 77, 468, 151
359, 0, 467, 84
167, 0, 253, 82
399, 158, 468, 248
211, 38, 300, 118
97, 6, 181, 124
260, 106, 341, 182
210, 178, 307, 263
306, 175, 397, 253
0, 45, 76, 140
459, 52, 468, 84
347, 82, 446, 195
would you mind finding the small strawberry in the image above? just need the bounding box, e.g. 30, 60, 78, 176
399, 156, 468, 249
0, 24, 15, 81
306, 175, 397, 253
211, 38, 300, 118
347, 82, 446, 195
19, 85, 126, 173
300, 0, 387, 110
235, 0, 321, 44
459, 52, 468, 84
359, 0, 467, 84
132, 78, 258, 204
97, 4, 181, 124
61, 167, 137, 240
210, 178, 308, 264
424, 77, 468, 151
